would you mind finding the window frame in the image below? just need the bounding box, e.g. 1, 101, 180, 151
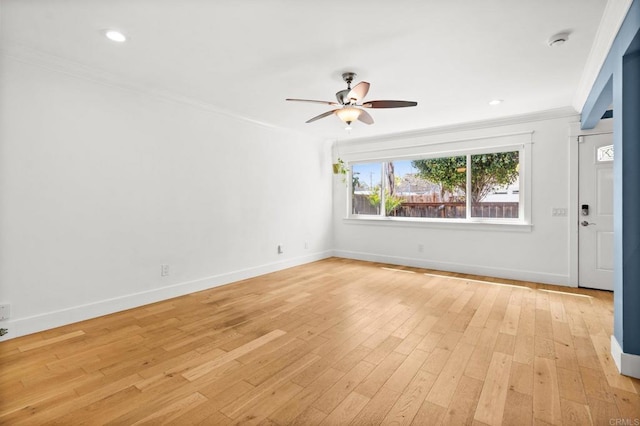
345, 142, 531, 227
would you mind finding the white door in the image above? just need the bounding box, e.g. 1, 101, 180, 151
578, 133, 614, 291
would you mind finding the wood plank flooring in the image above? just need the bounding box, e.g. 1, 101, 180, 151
1, 258, 639, 425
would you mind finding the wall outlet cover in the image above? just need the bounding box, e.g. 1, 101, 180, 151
160, 264, 170, 276
0, 304, 10, 321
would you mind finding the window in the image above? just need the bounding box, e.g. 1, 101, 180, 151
349, 149, 523, 222
597, 145, 613, 162
351, 163, 382, 215
470, 152, 520, 219
400, 155, 467, 218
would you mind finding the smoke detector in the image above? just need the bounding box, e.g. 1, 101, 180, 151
548, 32, 570, 47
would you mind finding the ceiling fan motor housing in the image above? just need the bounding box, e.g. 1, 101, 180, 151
336, 89, 351, 105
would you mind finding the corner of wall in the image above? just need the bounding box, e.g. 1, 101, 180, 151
611, 334, 640, 379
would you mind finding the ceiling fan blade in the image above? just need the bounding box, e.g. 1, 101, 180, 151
286, 98, 340, 106
361, 100, 418, 108
348, 81, 370, 101
358, 110, 374, 125
306, 109, 338, 123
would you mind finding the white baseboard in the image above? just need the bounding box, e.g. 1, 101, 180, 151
333, 250, 569, 286
611, 335, 640, 379
0, 251, 333, 341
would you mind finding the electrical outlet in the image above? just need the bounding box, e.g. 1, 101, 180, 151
304, 241, 309, 249
0, 304, 10, 321
160, 264, 170, 277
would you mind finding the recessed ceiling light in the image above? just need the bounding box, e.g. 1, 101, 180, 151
488, 99, 503, 106
104, 30, 127, 43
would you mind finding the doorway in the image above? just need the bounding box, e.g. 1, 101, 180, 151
578, 132, 614, 291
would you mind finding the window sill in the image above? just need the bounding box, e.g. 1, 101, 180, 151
342, 216, 532, 232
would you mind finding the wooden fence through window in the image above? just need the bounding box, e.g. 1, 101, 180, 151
352, 195, 518, 218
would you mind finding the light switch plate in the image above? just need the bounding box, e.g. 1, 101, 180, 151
552, 208, 568, 217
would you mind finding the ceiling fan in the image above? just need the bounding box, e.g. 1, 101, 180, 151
286, 72, 417, 129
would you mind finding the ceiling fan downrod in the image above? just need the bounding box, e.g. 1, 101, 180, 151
342, 72, 357, 90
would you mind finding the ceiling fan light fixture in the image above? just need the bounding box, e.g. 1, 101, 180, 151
336, 107, 362, 124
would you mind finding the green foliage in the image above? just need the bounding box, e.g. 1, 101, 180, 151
352, 171, 361, 192
367, 186, 404, 215
333, 158, 348, 184
411, 152, 519, 202
411, 156, 466, 194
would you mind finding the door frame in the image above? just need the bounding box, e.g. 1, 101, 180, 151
569, 118, 613, 287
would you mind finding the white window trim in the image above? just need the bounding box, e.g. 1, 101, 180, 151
341, 216, 532, 232
345, 139, 532, 228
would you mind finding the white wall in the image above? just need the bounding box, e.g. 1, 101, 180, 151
0, 56, 333, 340
0, 52, 582, 342
332, 111, 579, 286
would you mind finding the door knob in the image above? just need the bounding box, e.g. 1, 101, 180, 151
581, 221, 595, 226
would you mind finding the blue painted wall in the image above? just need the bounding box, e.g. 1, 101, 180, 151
621, 45, 640, 355
582, 0, 640, 356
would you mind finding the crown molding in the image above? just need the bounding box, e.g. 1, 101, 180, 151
335, 107, 579, 147
0, 42, 319, 141
572, 0, 633, 112
0, 41, 586, 147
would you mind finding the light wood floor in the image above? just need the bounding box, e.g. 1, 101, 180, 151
1, 258, 639, 425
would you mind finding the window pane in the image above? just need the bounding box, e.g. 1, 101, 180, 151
597, 145, 613, 162
352, 163, 382, 215
406, 156, 467, 218
470, 151, 520, 218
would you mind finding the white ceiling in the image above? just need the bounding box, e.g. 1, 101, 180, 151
1, 0, 611, 141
